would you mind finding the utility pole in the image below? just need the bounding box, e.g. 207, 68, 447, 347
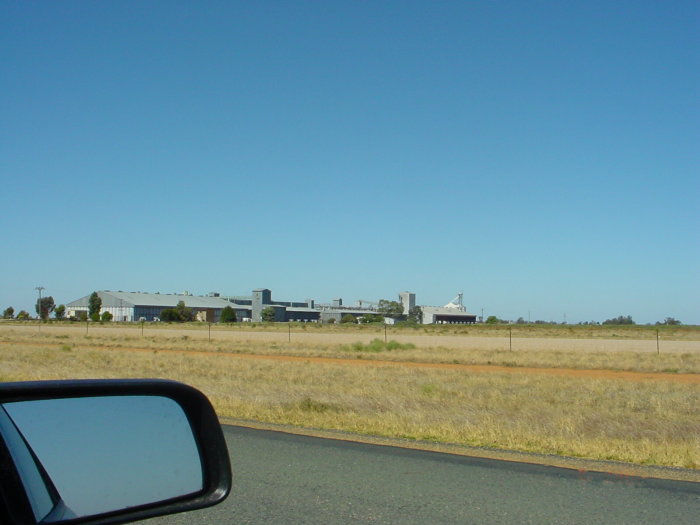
35, 286, 45, 328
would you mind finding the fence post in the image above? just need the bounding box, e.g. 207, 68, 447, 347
509, 327, 512, 352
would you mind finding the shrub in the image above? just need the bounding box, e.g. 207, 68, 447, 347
261, 307, 276, 322
220, 306, 237, 323
603, 315, 635, 325
54, 305, 66, 320
345, 339, 416, 352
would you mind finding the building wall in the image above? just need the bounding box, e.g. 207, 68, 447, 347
286, 310, 320, 322
399, 292, 416, 315
252, 289, 272, 322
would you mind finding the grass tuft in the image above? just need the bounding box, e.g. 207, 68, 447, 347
344, 339, 416, 353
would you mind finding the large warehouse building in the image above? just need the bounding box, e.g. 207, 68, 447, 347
66, 289, 477, 324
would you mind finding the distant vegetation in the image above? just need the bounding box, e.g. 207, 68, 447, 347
220, 306, 237, 323
35, 296, 55, 320
261, 307, 276, 322
343, 339, 416, 352
160, 301, 195, 322
88, 292, 102, 322
54, 304, 65, 320
657, 317, 681, 326
603, 315, 635, 325
359, 313, 384, 324
377, 299, 403, 319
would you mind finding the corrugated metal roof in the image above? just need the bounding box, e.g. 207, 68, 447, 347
67, 291, 246, 309
422, 306, 475, 316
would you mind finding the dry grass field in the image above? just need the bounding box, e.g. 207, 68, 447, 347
0, 322, 698, 469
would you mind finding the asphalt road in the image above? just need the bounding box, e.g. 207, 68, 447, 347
146, 425, 699, 525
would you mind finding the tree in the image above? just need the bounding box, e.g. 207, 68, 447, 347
16, 310, 30, 321
75, 311, 88, 321
516, 317, 526, 324
175, 301, 194, 322
160, 308, 180, 322
220, 306, 237, 323
161, 301, 195, 323
261, 306, 276, 323
656, 317, 681, 326
88, 292, 102, 319
485, 315, 501, 325
35, 296, 55, 320
406, 306, 422, 324
377, 299, 404, 319
340, 314, 357, 324
2, 306, 14, 319
602, 315, 635, 325
54, 304, 66, 320
359, 313, 384, 324
101, 311, 113, 322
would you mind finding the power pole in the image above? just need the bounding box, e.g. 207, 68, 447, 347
35, 286, 45, 324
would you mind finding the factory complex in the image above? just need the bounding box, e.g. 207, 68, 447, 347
66, 289, 478, 325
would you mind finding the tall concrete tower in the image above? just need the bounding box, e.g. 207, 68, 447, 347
398, 292, 416, 315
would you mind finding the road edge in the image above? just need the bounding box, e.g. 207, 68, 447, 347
219, 417, 700, 484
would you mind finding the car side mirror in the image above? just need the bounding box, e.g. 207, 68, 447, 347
0, 379, 231, 525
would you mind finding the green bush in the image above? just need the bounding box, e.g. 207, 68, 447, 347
220, 306, 237, 323
261, 307, 276, 322
345, 339, 416, 352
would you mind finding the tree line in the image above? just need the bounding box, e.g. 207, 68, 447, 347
483, 314, 682, 326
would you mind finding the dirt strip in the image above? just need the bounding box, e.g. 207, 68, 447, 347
3, 341, 697, 384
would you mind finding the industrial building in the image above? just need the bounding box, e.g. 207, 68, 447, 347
419, 293, 478, 324
65, 291, 239, 323
66, 289, 477, 324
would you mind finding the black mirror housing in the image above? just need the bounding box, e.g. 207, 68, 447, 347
0, 379, 231, 525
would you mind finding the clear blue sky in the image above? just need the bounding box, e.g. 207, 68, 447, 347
2, 1, 698, 324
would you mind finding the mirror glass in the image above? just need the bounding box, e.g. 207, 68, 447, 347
1, 395, 203, 521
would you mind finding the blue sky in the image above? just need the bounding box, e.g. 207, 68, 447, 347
2, 1, 698, 324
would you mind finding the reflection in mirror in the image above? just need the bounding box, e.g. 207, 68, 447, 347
2, 395, 203, 521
